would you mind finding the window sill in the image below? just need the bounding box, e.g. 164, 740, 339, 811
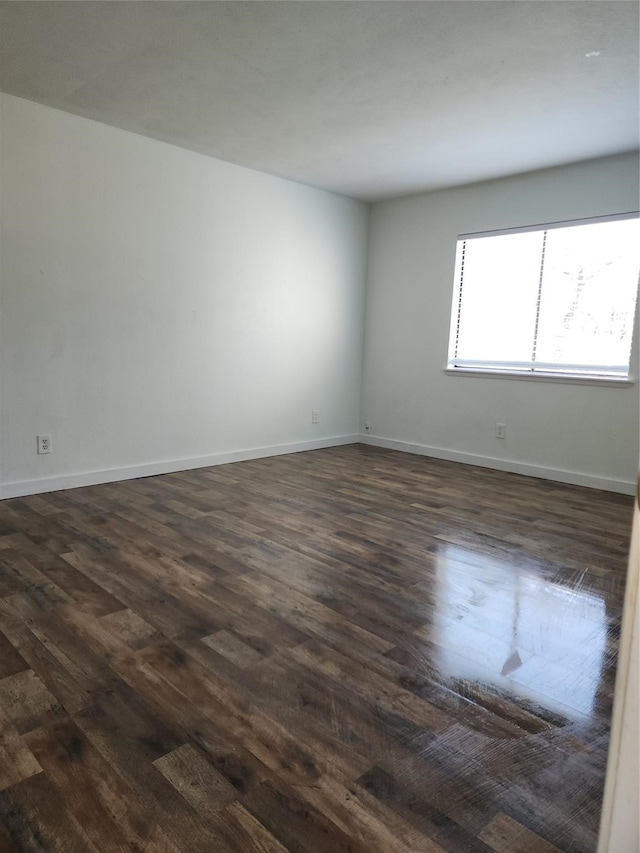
444, 367, 634, 387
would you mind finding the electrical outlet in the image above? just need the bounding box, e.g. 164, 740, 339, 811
311, 410, 320, 425
364, 422, 371, 432
495, 423, 506, 439
37, 434, 52, 454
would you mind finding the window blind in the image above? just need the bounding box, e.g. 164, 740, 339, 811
448, 215, 640, 380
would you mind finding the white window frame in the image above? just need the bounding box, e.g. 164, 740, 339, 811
446, 212, 640, 385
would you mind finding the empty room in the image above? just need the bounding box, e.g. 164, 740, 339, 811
0, 2, 638, 852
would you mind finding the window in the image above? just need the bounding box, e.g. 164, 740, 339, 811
447, 214, 640, 381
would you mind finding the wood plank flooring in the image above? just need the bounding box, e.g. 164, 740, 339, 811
0, 445, 632, 852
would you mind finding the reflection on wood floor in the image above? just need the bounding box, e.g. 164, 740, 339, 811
0, 445, 632, 852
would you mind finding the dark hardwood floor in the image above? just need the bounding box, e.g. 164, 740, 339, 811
0, 445, 632, 852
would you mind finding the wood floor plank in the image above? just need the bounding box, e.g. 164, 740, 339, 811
479, 811, 563, 853
24, 718, 185, 853
0, 772, 99, 852
0, 444, 631, 852
98, 607, 163, 650
0, 607, 92, 715
0, 629, 29, 680
219, 801, 290, 853
0, 707, 42, 792
154, 743, 238, 813
0, 669, 65, 735
202, 628, 274, 669
355, 764, 495, 853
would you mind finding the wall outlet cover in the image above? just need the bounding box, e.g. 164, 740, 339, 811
37, 434, 52, 454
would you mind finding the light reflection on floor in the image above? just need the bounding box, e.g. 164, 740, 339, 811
427, 543, 607, 719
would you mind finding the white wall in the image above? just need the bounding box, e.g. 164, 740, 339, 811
361, 153, 640, 493
1, 95, 637, 498
0, 94, 369, 495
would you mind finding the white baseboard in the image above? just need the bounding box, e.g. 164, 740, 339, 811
359, 434, 636, 496
3, 433, 633, 499
0, 435, 359, 499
